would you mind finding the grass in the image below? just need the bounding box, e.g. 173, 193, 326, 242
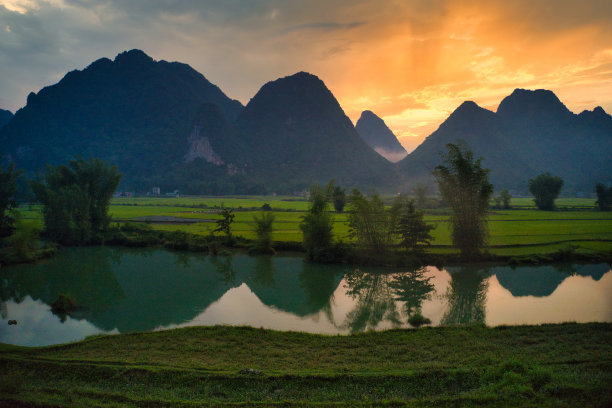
17, 196, 612, 258
7, 196, 611, 406
1, 324, 610, 407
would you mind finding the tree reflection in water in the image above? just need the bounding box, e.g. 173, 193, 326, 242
342, 269, 401, 333
300, 261, 344, 325
252, 256, 276, 287
441, 266, 489, 325
212, 255, 236, 285
390, 267, 436, 321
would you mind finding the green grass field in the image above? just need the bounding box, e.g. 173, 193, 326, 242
18, 196, 612, 256
1, 324, 610, 407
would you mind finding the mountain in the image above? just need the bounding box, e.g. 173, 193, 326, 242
0, 109, 12, 130
496, 89, 612, 191
1, 53, 396, 193
235, 72, 396, 191
398, 101, 529, 188
0, 49, 248, 193
355, 110, 407, 162
398, 90, 612, 192
4, 50, 611, 194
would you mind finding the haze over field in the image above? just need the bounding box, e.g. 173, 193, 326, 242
1, 0, 612, 152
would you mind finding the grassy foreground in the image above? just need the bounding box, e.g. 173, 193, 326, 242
1, 324, 611, 407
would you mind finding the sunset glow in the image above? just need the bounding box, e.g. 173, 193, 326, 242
1, 0, 611, 151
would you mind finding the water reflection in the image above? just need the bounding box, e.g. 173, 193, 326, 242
494, 263, 609, 297
340, 267, 438, 332
342, 270, 401, 332
0, 247, 610, 346
390, 267, 436, 320
441, 266, 489, 325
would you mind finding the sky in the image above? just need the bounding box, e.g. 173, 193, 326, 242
1, 0, 611, 152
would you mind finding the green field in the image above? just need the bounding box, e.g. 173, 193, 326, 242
18, 196, 612, 256
1, 324, 610, 407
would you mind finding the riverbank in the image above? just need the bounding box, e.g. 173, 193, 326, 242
8, 195, 612, 267
105, 223, 612, 267
3, 222, 610, 268
1, 323, 610, 407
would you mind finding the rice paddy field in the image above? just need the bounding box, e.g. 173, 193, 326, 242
18, 195, 612, 256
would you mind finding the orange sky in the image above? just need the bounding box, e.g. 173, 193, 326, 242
291, 0, 612, 152
1, 0, 611, 152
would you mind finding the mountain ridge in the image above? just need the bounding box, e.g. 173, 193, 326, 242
398, 90, 612, 192
1, 50, 611, 194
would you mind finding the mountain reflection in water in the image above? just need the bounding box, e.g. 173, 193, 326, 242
0, 247, 610, 346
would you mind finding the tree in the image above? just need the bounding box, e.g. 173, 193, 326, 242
492, 189, 512, 209
412, 183, 429, 209
214, 208, 235, 240
433, 143, 493, 257
347, 189, 394, 260
299, 181, 336, 262
528, 173, 563, 210
251, 211, 275, 254
332, 185, 346, 213
499, 189, 512, 209
0, 161, 22, 238
595, 183, 612, 211
393, 196, 435, 253
31, 158, 121, 245
347, 191, 434, 260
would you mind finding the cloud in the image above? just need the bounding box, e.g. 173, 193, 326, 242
280, 21, 365, 35
373, 147, 408, 163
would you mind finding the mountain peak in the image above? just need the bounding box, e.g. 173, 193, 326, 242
446, 101, 493, 123
359, 110, 377, 119
497, 88, 571, 120
242, 71, 339, 118
114, 49, 154, 64
455, 100, 481, 113
593, 106, 607, 116
266, 71, 326, 91
355, 110, 407, 162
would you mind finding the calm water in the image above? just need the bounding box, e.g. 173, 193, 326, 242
1, 247, 610, 346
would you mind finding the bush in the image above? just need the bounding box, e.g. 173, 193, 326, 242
30, 158, 122, 245
251, 211, 275, 254
51, 294, 78, 322
0, 161, 21, 238
408, 312, 431, 328
300, 182, 338, 262
595, 183, 612, 211
528, 173, 563, 210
